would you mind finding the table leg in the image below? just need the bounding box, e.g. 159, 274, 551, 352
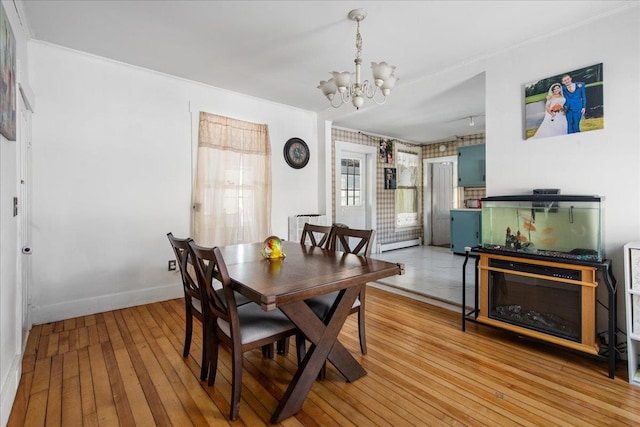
272, 285, 366, 423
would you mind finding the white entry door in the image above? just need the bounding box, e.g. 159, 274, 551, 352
334, 141, 376, 248
337, 151, 367, 228
431, 162, 454, 246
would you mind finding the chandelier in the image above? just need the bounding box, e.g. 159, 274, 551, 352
317, 9, 398, 109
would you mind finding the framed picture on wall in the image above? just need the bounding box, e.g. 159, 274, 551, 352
524, 63, 603, 140
0, 2, 16, 141
379, 139, 394, 164
384, 167, 396, 189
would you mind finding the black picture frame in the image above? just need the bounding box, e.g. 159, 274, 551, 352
384, 168, 396, 190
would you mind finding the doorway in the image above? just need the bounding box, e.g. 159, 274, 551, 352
423, 156, 459, 247
431, 162, 454, 245
334, 141, 377, 247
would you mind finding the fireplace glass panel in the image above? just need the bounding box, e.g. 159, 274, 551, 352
488, 263, 582, 342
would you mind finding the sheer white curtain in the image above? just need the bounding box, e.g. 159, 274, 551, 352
193, 112, 271, 246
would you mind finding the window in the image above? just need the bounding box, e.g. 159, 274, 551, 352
340, 158, 361, 206
192, 112, 271, 246
395, 147, 421, 228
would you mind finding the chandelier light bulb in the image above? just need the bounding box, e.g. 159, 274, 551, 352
381, 74, 398, 96
331, 71, 352, 92
317, 9, 398, 109
371, 62, 394, 83
317, 79, 337, 100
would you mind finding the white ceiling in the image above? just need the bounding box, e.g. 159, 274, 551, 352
20, 1, 627, 144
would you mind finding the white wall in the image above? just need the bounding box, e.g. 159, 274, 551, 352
0, 1, 31, 425
28, 42, 318, 324
483, 7, 640, 326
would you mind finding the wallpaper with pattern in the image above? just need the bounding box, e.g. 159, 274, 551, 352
331, 128, 486, 247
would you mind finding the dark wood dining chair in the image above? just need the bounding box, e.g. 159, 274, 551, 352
276, 222, 334, 355
188, 241, 299, 420
167, 232, 211, 380
316, 226, 374, 352
299, 225, 375, 377
299, 222, 333, 248
167, 232, 253, 380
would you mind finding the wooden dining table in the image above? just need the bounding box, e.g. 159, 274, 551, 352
218, 240, 404, 423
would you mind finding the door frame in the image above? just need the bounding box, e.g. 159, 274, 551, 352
18, 83, 34, 349
334, 140, 377, 249
423, 155, 460, 246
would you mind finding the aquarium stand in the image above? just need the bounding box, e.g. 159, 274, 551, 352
462, 247, 617, 379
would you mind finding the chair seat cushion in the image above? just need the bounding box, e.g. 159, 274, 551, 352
217, 303, 296, 344
191, 290, 250, 314
305, 291, 361, 319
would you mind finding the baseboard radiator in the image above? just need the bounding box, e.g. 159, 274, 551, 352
377, 237, 422, 253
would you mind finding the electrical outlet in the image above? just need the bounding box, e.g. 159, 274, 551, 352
168, 260, 177, 271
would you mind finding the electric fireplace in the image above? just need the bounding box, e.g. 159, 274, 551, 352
477, 252, 599, 355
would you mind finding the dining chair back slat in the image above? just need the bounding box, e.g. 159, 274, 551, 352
167, 233, 199, 300
300, 223, 333, 248
329, 226, 375, 257
189, 244, 236, 323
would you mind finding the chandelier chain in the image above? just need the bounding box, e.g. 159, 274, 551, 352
355, 19, 362, 59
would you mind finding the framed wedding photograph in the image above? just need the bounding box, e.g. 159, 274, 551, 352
524, 63, 603, 140
0, 2, 16, 141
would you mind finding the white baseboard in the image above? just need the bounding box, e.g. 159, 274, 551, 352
31, 284, 183, 325
377, 237, 422, 253
1, 352, 22, 427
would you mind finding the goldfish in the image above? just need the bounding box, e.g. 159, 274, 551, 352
523, 221, 537, 232
542, 227, 553, 234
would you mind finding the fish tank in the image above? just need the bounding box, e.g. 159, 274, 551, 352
480, 195, 603, 262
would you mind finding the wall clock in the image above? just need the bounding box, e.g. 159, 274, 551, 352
283, 137, 310, 169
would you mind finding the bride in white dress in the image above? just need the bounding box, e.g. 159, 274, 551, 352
532, 83, 567, 138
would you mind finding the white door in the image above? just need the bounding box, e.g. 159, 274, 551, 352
337, 151, 367, 228
431, 162, 454, 246
334, 142, 376, 249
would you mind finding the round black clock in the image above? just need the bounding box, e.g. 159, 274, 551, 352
283, 137, 310, 169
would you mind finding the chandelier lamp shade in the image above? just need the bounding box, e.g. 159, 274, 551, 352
317, 9, 398, 109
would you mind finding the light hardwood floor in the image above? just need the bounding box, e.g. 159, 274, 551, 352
8, 287, 640, 426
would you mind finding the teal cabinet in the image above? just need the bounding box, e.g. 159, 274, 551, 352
450, 210, 481, 254
457, 144, 486, 187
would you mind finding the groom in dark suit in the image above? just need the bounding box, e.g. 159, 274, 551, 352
561, 74, 587, 133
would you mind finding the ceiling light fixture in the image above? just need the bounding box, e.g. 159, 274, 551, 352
317, 9, 398, 110
469, 116, 475, 126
